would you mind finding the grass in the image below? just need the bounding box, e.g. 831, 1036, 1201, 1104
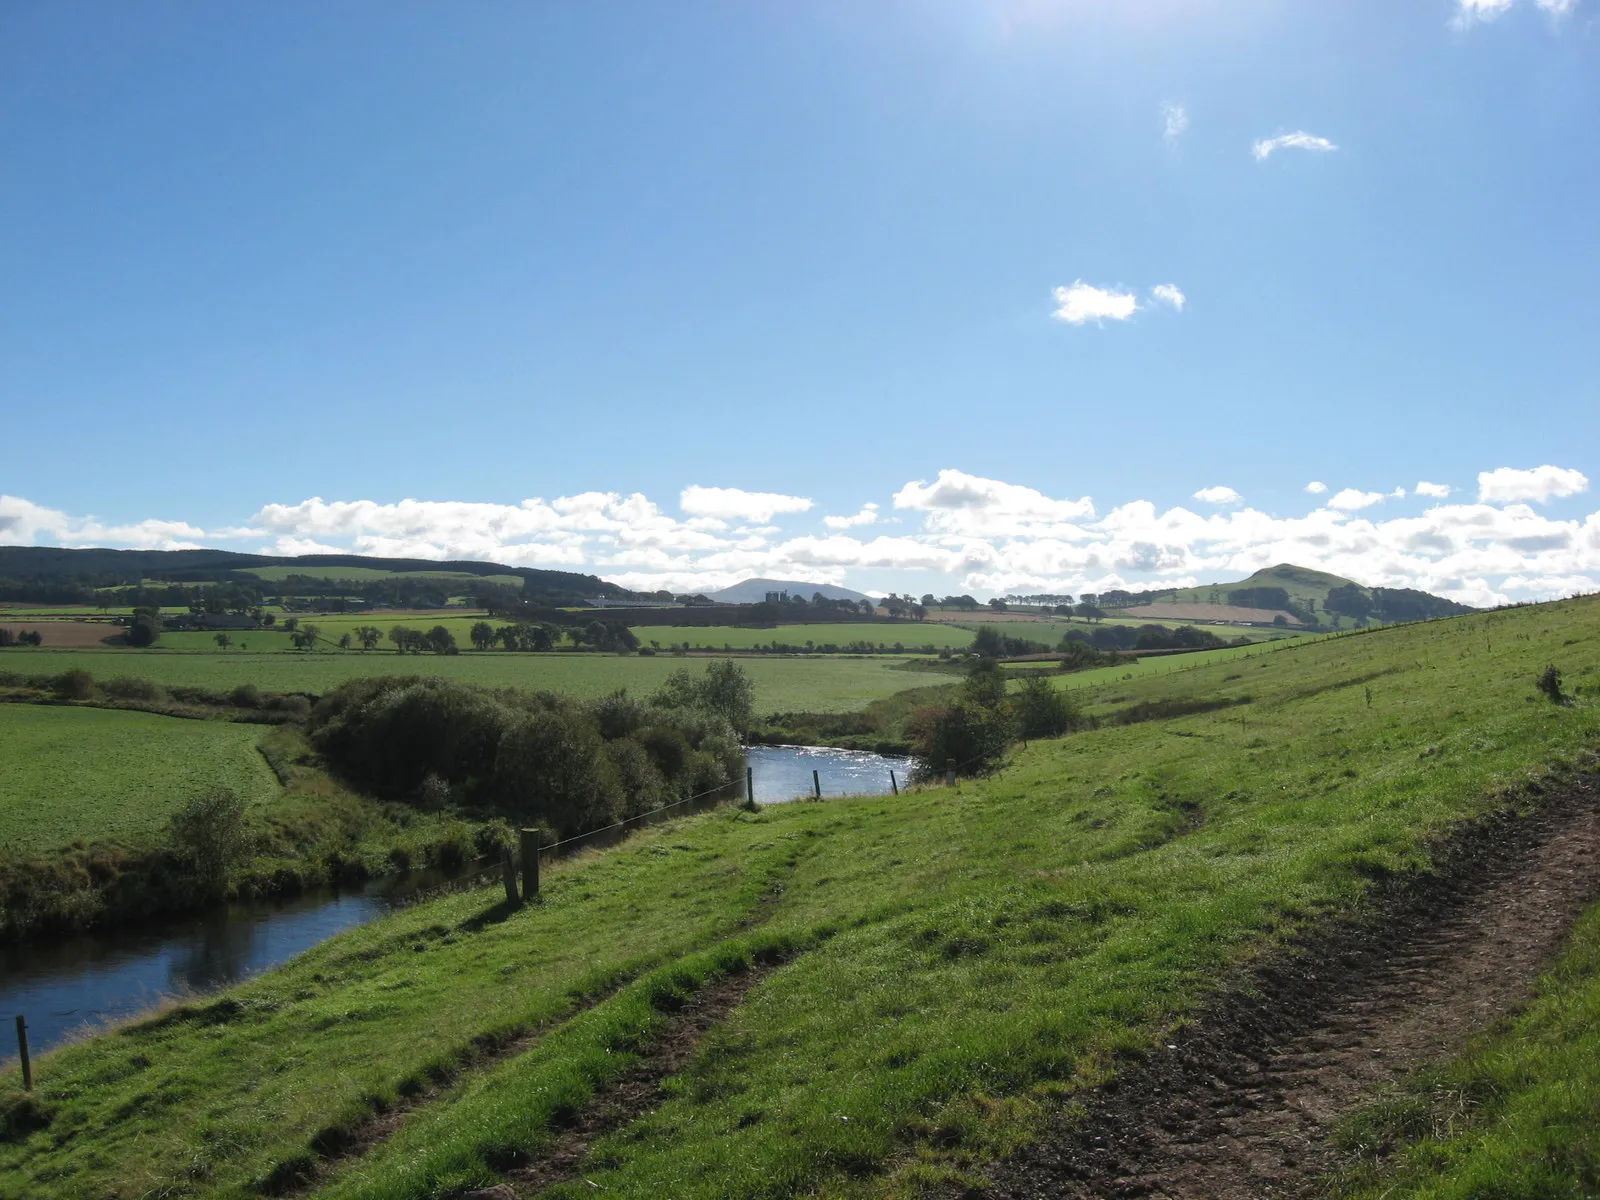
0, 705, 280, 853
1330, 896, 1600, 1198
2, 597, 1597, 1199
931, 614, 1313, 645
633, 623, 974, 651
0, 650, 922, 713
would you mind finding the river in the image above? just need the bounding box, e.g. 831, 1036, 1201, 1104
2, 745, 914, 1057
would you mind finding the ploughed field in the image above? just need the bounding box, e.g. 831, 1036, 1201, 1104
3, 596, 1597, 1199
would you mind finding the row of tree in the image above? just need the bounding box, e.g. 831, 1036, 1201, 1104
908, 659, 1088, 779
307, 661, 754, 836
0, 629, 43, 647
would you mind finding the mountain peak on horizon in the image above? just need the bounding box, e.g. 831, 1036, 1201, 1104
702, 577, 871, 605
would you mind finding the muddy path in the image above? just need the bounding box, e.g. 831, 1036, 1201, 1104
492, 956, 788, 1198
980, 776, 1600, 1200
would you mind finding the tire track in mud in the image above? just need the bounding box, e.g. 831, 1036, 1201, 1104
267, 849, 803, 1197
487, 953, 791, 1198
979, 775, 1600, 1200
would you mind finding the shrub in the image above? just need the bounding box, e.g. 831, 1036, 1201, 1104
52, 669, 96, 701
1536, 665, 1570, 705
909, 701, 1014, 781
103, 676, 165, 702
169, 789, 250, 897
1011, 676, 1084, 739
230, 683, 262, 709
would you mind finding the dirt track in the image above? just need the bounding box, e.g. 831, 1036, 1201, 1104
979, 776, 1600, 1199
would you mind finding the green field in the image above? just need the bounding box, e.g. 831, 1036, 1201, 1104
3, 598, 1595, 1199
634, 622, 973, 651
1, 649, 923, 713
0, 706, 280, 853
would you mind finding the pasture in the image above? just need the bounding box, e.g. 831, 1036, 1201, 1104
3, 597, 1595, 1199
1, 649, 925, 713
633, 622, 973, 651
0, 706, 280, 853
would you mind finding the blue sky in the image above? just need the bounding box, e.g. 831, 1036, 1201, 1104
1, 0, 1595, 603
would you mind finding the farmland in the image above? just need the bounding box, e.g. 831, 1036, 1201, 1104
2, 596, 1596, 1199
0, 649, 923, 713
0, 706, 279, 853
240, 565, 524, 586
631, 622, 974, 651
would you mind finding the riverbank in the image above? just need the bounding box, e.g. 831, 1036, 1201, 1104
3, 597, 1595, 1199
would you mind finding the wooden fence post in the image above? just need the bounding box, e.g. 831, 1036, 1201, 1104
812, 769, 821, 799
520, 828, 540, 898
501, 849, 520, 906
15, 1016, 30, 1091
745, 766, 757, 811
890, 769, 898, 795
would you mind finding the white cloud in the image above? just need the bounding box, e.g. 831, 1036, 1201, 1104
1193, 486, 1243, 505
1536, 0, 1578, 13
823, 503, 880, 530
1051, 281, 1139, 325
1416, 481, 1453, 499
1477, 465, 1589, 504
1252, 131, 1339, 160
1150, 283, 1187, 312
1161, 102, 1188, 145
1327, 488, 1387, 511
1305, 481, 1328, 495
679, 485, 813, 523
1454, 0, 1516, 21
9, 461, 1600, 605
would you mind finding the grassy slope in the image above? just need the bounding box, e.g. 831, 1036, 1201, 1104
0, 651, 918, 713
1, 598, 1596, 1199
0, 706, 279, 852
1332, 897, 1600, 1199
1168, 563, 1355, 606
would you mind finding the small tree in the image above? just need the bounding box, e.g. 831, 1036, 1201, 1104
213, 632, 232, 650
356, 625, 383, 651
426, 625, 458, 655
338, 632, 353, 650
470, 621, 496, 652
1011, 676, 1082, 739
169, 789, 250, 898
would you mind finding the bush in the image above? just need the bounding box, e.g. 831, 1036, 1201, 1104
169, 789, 250, 898
909, 701, 1014, 781
1011, 676, 1084, 739
230, 683, 262, 709
1536, 665, 1570, 705
52, 669, 96, 701
103, 676, 165, 702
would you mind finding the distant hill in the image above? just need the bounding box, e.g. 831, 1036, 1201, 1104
704, 577, 871, 605
0, 546, 630, 605
1104, 563, 1474, 628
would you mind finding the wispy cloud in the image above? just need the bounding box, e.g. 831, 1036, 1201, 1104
1150, 283, 1186, 312
1051, 281, 1139, 325
1477, 465, 1589, 504
1452, 0, 1575, 26
1416, 481, 1453, 499
1161, 102, 1188, 145
1305, 481, 1328, 495
1192, 486, 1242, 505
1252, 131, 1338, 160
